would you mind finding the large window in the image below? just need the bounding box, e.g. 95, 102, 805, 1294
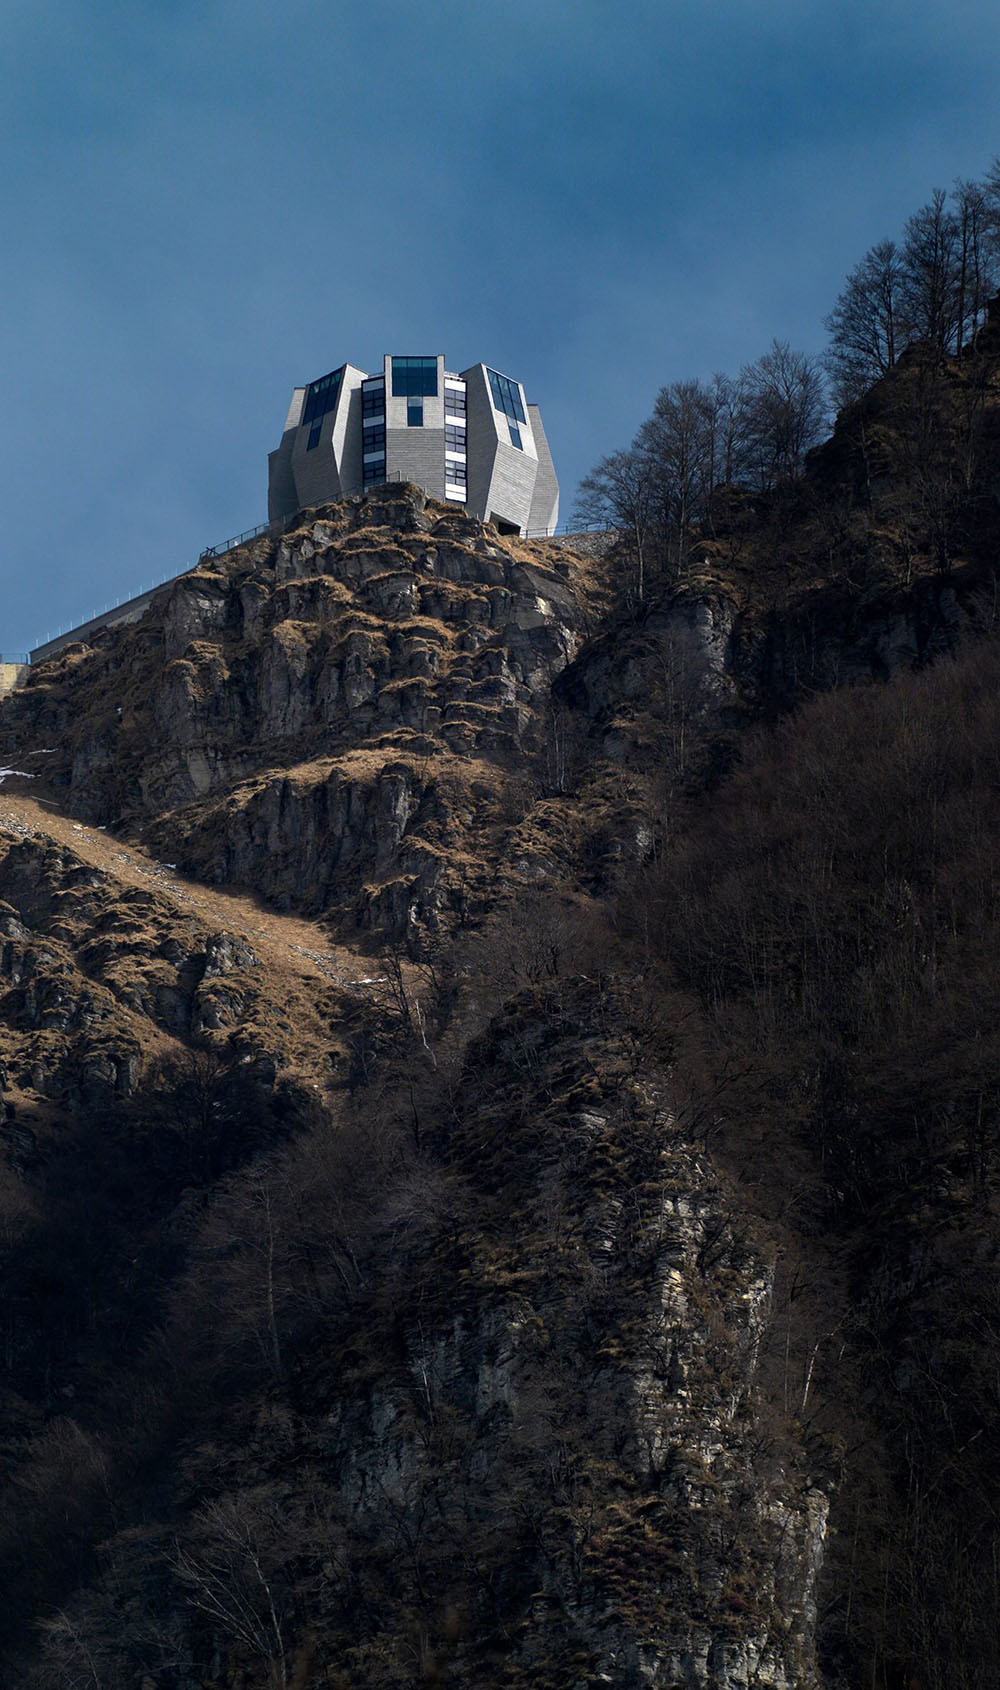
445, 424, 466, 452
444, 387, 466, 418
445, 459, 467, 486
487, 367, 526, 425
407, 399, 424, 427
361, 381, 385, 418
391, 356, 438, 397
508, 421, 523, 450
363, 425, 386, 454
302, 366, 343, 450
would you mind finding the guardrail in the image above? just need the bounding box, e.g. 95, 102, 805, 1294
34, 586, 166, 655
198, 516, 289, 558
525, 523, 614, 540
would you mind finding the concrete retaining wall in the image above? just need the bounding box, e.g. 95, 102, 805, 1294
0, 663, 28, 698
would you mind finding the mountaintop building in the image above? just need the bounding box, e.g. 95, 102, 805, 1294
268, 354, 559, 537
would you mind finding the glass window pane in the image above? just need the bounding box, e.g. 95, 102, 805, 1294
303, 366, 344, 427
486, 367, 526, 424
393, 357, 438, 397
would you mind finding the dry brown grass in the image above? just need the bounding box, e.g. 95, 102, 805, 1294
0, 793, 377, 1092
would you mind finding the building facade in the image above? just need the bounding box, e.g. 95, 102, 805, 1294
268, 354, 559, 536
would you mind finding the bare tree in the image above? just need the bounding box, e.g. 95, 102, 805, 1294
172, 1487, 304, 1689
899, 189, 961, 353
824, 239, 905, 405
705, 371, 739, 495
735, 341, 828, 489
35, 1528, 185, 1690
37, 1606, 106, 1690
574, 447, 655, 600
824, 176, 999, 405
635, 378, 715, 573
980, 152, 1000, 258
953, 177, 999, 350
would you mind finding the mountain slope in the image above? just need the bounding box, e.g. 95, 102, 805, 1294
3, 405, 1000, 1688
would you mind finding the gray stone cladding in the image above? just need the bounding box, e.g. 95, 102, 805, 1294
383, 354, 448, 502
462, 361, 500, 526
526, 404, 559, 534
269, 352, 558, 536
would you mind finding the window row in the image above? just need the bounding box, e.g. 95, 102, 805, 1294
444, 389, 466, 417
361, 383, 385, 417
487, 368, 526, 424
363, 426, 386, 453
445, 461, 467, 485
445, 424, 466, 452
363, 458, 386, 483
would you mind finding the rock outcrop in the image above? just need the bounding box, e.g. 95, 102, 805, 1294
6, 487, 610, 947
291, 980, 828, 1688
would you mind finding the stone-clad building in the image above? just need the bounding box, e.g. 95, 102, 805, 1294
268, 354, 559, 536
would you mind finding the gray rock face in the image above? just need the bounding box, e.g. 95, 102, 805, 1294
298, 987, 827, 1686
558, 565, 983, 767
0, 833, 272, 1109
6, 487, 599, 945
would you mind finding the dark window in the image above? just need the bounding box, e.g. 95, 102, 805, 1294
363, 458, 386, 484
445, 388, 466, 417
363, 425, 386, 453
362, 382, 385, 417
487, 367, 526, 424
407, 399, 423, 427
392, 356, 438, 397
508, 420, 522, 450
445, 424, 466, 452
302, 367, 344, 447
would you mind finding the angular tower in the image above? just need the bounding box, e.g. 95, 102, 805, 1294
268, 354, 558, 536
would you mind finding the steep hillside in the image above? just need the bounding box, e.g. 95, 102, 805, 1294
562, 328, 1000, 767
2, 402, 1000, 1690
4, 487, 619, 949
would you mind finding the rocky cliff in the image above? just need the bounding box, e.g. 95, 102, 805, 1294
4, 488, 617, 950
0, 482, 845, 1689
3, 448, 997, 1687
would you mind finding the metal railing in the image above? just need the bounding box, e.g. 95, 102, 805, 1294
198, 515, 290, 558
34, 584, 172, 655
31, 524, 287, 654
525, 522, 615, 540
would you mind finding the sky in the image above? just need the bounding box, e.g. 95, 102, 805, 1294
3, 0, 1000, 655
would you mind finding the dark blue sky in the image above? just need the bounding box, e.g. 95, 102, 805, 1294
3, 0, 1000, 654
